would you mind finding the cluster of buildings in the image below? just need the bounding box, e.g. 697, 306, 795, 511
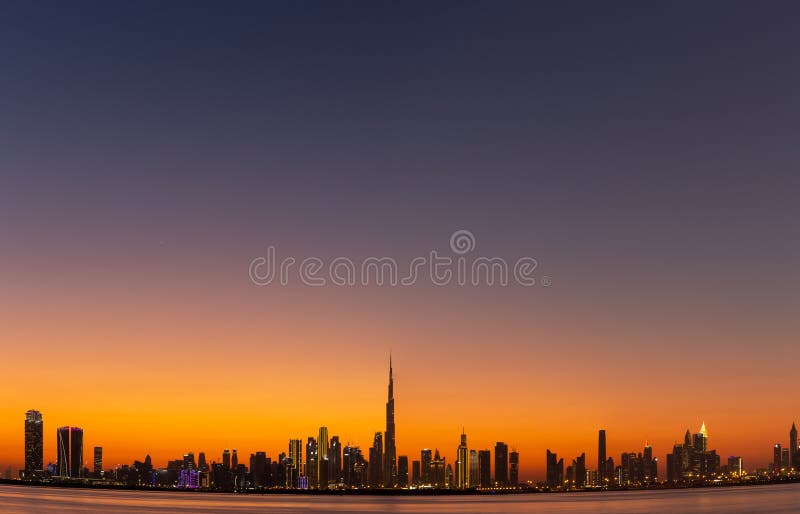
18, 358, 520, 491
18, 358, 800, 492
545, 430, 658, 489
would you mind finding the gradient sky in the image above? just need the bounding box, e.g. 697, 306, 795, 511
1, 1, 798, 480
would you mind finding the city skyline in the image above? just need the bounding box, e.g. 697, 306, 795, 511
8, 357, 800, 482
1, 0, 799, 494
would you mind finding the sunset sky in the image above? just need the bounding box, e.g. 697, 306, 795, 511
0, 2, 798, 481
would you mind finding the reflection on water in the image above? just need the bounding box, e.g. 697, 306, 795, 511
0, 483, 797, 513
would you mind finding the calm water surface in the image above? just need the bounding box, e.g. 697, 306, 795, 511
0, 483, 798, 513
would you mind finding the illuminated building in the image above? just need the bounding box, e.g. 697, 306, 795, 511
469, 450, 479, 487
289, 439, 302, 487
24, 410, 43, 479
93, 447, 103, 477
317, 426, 328, 487
456, 430, 468, 489
421, 449, 432, 485
56, 426, 84, 478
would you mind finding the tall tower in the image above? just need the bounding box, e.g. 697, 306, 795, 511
790, 423, 798, 469
456, 429, 468, 489
24, 410, 43, 479
384, 354, 397, 487
597, 429, 606, 483
56, 426, 83, 478
318, 426, 329, 488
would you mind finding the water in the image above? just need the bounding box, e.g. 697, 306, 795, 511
0, 483, 798, 513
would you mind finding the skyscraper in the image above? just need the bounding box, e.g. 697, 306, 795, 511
24, 410, 43, 479
456, 430, 468, 489
369, 432, 383, 487
93, 447, 103, 477
288, 439, 302, 487
328, 435, 342, 486
509, 450, 519, 486
494, 442, 508, 486
790, 423, 798, 469
774, 444, 782, 472
469, 450, 480, 488
317, 426, 328, 488
421, 448, 432, 485
478, 449, 491, 487
397, 455, 409, 487
546, 449, 564, 489
56, 426, 83, 478
306, 437, 318, 486
384, 354, 397, 488
598, 429, 606, 483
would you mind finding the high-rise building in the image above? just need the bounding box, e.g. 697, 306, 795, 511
774, 444, 782, 472
478, 450, 491, 487
93, 447, 103, 477
56, 426, 83, 478
288, 439, 302, 487
252, 452, 267, 487
509, 450, 519, 486
369, 432, 383, 487
384, 355, 397, 488
421, 449, 432, 485
598, 430, 606, 483
24, 410, 43, 479
397, 455, 409, 487
469, 450, 480, 488
790, 423, 798, 469
494, 442, 508, 486
411, 460, 421, 485
430, 449, 446, 488
317, 427, 328, 487
546, 449, 564, 489
306, 437, 318, 485
328, 436, 342, 486
573, 453, 586, 488
222, 449, 231, 471
456, 430, 468, 489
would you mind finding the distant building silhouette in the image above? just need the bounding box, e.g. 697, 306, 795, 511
369, 432, 383, 487
509, 450, 519, 485
56, 426, 83, 478
384, 355, 397, 488
397, 455, 409, 487
24, 410, 43, 479
469, 450, 480, 487
478, 450, 491, 488
93, 447, 103, 477
456, 430, 468, 489
420, 448, 432, 485
494, 442, 508, 485
597, 430, 606, 484
546, 449, 563, 488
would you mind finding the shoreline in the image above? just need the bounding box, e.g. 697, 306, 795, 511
2, 477, 798, 497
